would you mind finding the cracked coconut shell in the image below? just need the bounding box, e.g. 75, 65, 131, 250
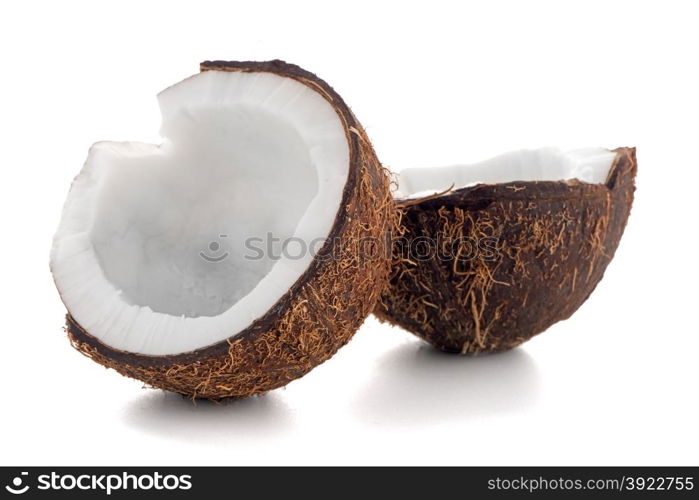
375, 147, 637, 353
59, 60, 396, 398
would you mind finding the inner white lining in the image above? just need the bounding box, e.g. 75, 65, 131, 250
50, 70, 350, 355
396, 148, 616, 199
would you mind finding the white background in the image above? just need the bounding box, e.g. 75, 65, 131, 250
1, 0, 697, 466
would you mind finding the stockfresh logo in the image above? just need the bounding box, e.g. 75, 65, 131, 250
5, 472, 29, 495
4, 471, 192, 496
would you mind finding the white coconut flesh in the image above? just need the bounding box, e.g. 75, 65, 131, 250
396, 148, 616, 199
51, 70, 350, 355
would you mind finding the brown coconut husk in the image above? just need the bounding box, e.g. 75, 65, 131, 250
66, 60, 396, 399
375, 147, 637, 353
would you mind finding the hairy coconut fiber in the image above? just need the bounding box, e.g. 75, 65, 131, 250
66, 60, 396, 399
375, 147, 637, 353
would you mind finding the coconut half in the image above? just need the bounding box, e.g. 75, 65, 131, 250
51, 60, 394, 398
375, 147, 637, 353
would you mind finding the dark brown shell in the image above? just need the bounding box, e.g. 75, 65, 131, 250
65, 60, 396, 399
375, 147, 637, 353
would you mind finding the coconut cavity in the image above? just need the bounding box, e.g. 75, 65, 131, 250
52, 68, 350, 355
396, 148, 617, 199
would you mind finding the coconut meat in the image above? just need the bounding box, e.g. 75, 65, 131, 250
51, 70, 349, 355
396, 148, 616, 199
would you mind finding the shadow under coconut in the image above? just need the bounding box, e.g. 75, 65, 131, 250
122, 390, 294, 443
352, 341, 541, 425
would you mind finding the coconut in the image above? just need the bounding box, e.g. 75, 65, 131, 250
51, 60, 394, 398
375, 147, 637, 353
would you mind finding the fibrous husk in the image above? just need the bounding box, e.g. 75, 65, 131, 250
375, 147, 637, 353
66, 60, 396, 399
